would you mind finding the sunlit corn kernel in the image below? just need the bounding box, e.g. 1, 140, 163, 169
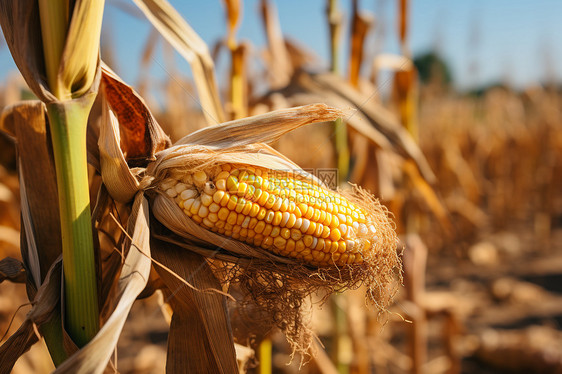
303, 235, 313, 248
189, 199, 201, 216
217, 207, 229, 221
270, 226, 280, 238
209, 203, 220, 213
198, 205, 209, 218
257, 190, 269, 206
183, 198, 195, 211
227, 211, 237, 225
291, 229, 302, 241
323, 239, 332, 253
286, 239, 296, 252
279, 212, 290, 227
174, 182, 188, 193
216, 171, 230, 180
213, 190, 226, 204
234, 198, 246, 213
264, 195, 275, 209
237, 183, 248, 198
193, 171, 207, 187
337, 213, 347, 225
293, 217, 303, 230
255, 221, 266, 234
297, 203, 308, 217
264, 210, 274, 224
252, 199, 264, 215
226, 175, 238, 192
263, 224, 273, 237
215, 178, 226, 191
314, 223, 324, 237
315, 239, 325, 251
273, 236, 286, 249
257, 207, 267, 220
227, 195, 238, 210
248, 217, 258, 229
300, 218, 310, 233
280, 228, 291, 240
330, 215, 340, 229
242, 201, 253, 215
200, 193, 213, 207
306, 222, 317, 235
304, 206, 314, 220
180, 188, 198, 200
236, 214, 245, 226
262, 236, 273, 248
344, 226, 355, 240
272, 211, 283, 226
202, 218, 213, 228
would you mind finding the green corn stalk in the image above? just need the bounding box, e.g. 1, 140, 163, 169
38, 0, 105, 348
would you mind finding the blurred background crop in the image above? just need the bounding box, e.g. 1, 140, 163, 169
2, 0, 562, 373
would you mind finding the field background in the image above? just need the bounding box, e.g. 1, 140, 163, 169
1, 0, 562, 373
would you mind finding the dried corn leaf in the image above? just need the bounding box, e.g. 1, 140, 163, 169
0, 257, 26, 283
1, 101, 61, 286
277, 71, 435, 183
98, 97, 140, 203
223, 0, 241, 49
58, 0, 104, 99
54, 193, 151, 374
101, 65, 170, 165
0, 259, 62, 374
403, 160, 451, 234
132, 0, 225, 125
176, 103, 345, 148
348, 5, 373, 88
0, 0, 55, 103
151, 235, 238, 373
260, 0, 292, 88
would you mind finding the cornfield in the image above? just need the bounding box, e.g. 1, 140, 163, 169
1, 0, 561, 373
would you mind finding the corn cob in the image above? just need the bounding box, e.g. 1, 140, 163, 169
159, 164, 380, 266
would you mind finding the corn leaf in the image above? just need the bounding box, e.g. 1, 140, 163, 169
57, 0, 104, 99
0, 257, 26, 283
53, 193, 152, 374
0, 0, 56, 102
0, 259, 62, 374
151, 235, 239, 373
176, 103, 345, 148
1, 102, 62, 286
132, 0, 225, 125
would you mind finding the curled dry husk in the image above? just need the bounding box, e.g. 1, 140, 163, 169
137, 103, 402, 353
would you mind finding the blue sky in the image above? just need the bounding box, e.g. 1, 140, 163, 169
1, 0, 561, 91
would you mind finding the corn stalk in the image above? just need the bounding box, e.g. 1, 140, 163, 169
37, 0, 105, 347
